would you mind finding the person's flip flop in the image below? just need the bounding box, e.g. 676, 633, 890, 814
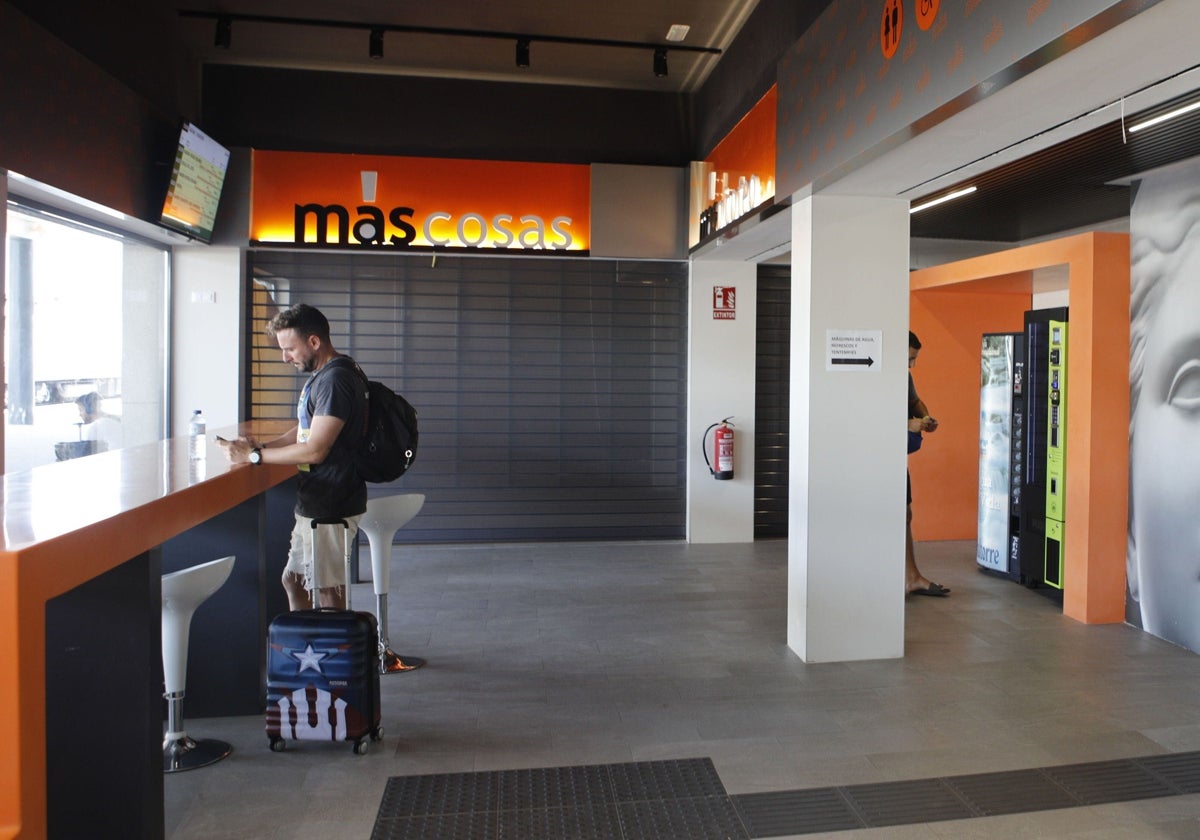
910, 582, 950, 596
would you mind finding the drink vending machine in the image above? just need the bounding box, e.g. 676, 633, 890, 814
976, 332, 1024, 580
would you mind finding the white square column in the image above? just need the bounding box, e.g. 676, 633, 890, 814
788, 194, 910, 662
687, 260, 757, 543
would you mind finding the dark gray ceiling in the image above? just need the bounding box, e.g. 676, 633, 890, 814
168, 0, 762, 93
11, 0, 1200, 246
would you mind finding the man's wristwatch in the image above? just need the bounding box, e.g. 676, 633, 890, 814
248, 447, 263, 465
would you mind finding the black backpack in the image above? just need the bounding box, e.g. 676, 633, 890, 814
342, 361, 418, 483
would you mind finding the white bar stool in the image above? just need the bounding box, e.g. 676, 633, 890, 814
161, 555, 236, 772
357, 493, 425, 673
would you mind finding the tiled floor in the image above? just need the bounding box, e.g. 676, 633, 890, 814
165, 540, 1200, 839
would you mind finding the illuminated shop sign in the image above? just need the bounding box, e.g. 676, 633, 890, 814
690, 86, 777, 248
251, 151, 591, 251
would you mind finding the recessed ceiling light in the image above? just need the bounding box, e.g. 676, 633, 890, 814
909, 185, 977, 214
1128, 99, 1200, 134
666, 24, 690, 42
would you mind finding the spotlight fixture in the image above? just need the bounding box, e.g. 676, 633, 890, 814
369, 27, 384, 60
214, 16, 231, 49
909, 185, 977, 214
516, 37, 531, 69
1128, 98, 1200, 134
653, 47, 668, 78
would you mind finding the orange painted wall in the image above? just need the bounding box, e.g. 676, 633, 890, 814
705, 85, 776, 193
908, 287, 1030, 540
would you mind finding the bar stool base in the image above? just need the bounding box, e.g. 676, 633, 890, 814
382, 646, 425, 673
163, 736, 232, 773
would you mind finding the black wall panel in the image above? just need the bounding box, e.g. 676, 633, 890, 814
203, 65, 690, 166
755, 265, 790, 538
248, 251, 689, 543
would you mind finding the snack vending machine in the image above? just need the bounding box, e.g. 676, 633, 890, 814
1044, 320, 1068, 589
976, 333, 1024, 579
1017, 307, 1068, 587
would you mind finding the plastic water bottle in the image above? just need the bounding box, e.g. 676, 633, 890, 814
188, 410, 206, 460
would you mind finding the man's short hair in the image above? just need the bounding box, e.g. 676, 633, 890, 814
268, 303, 331, 342
75, 391, 101, 416
909, 330, 922, 350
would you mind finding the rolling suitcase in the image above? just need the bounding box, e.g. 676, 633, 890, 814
266, 517, 383, 755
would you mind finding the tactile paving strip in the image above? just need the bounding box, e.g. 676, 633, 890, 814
732, 788, 862, 836
731, 750, 1200, 837
375, 751, 1200, 839
373, 757, 750, 840
1140, 751, 1200, 794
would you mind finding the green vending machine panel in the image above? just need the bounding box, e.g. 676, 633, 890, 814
1044, 320, 1067, 589
1045, 519, 1065, 588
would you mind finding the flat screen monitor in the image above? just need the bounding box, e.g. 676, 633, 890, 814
158, 121, 230, 243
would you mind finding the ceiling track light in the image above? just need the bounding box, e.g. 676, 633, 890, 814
909, 185, 977, 214
653, 47, 668, 78
214, 16, 231, 49
178, 10, 720, 77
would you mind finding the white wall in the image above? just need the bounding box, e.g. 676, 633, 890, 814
788, 194, 910, 662
170, 246, 243, 437
686, 260, 758, 543
590, 164, 687, 260
0, 172, 7, 472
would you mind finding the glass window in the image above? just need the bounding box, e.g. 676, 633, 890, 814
4, 205, 168, 472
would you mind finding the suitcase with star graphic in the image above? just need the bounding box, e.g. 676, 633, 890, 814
265, 518, 383, 755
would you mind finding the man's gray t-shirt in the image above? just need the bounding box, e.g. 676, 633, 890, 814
294, 356, 367, 519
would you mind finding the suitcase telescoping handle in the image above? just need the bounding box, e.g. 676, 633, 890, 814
308, 517, 349, 606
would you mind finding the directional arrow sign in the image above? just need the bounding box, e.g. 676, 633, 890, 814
826, 330, 882, 372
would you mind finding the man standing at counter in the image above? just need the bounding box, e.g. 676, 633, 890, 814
219, 303, 366, 610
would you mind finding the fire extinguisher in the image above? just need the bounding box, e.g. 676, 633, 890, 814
703, 417, 735, 480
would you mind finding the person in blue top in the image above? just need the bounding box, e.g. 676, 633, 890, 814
220, 303, 366, 610
907, 331, 949, 597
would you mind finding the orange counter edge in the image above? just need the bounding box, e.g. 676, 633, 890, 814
1, 423, 293, 838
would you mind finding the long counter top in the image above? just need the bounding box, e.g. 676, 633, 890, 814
1, 421, 295, 839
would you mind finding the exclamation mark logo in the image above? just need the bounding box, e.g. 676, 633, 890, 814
358, 171, 379, 241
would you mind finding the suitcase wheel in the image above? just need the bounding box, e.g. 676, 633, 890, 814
269, 736, 286, 753
371, 725, 385, 742
353, 739, 369, 756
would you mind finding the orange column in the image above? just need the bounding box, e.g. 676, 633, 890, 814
1062, 234, 1130, 623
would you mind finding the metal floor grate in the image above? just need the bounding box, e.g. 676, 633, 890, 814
372, 757, 750, 840
731, 750, 1200, 837
374, 751, 1200, 839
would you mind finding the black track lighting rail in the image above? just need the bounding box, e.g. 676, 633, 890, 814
179, 10, 722, 56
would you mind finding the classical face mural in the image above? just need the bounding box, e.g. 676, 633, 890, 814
1128, 162, 1200, 652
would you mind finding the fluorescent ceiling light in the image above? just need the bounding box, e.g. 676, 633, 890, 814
1128, 99, 1200, 134
909, 185, 977, 214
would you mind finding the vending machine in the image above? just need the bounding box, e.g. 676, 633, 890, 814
976, 333, 1024, 579
1044, 320, 1068, 589
1017, 307, 1068, 587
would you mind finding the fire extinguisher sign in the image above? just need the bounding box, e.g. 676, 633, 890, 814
713, 286, 736, 320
